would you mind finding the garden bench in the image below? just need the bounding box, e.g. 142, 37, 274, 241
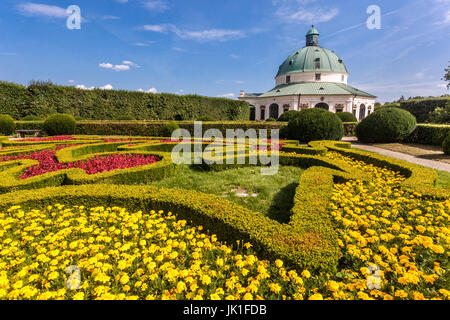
16, 129, 42, 139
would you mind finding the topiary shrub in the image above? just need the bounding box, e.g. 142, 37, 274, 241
356, 107, 417, 143
285, 108, 344, 143
163, 122, 180, 137
43, 114, 77, 136
0, 114, 15, 135
21, 115, 42, 121
443, 134, 450, 155
266, 117, 276, 122
336, 112, 357, 123
197, 116, 217, 122
277, 110, 301, 122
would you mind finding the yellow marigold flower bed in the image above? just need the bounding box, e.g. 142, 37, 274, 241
326, 152, 449, 300
0, 150, 448, 300
0, 205, 315, 300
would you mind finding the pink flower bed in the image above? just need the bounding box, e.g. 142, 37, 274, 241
253, 140, 286, 151
0, 146, 160, 179
102, 138, 180, 143
22, 136, 75, 142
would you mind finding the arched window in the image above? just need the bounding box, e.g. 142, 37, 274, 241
314, 102, 329, 110
249, 106, 256, 121
269, 104, 279, 119
359, 104, 366, 121
260, 106, 266, 120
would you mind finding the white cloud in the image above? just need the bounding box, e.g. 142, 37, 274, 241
274, 0, 339, 24
99, 61, 136, 72
115, 0, 128, 3
122, 60, 140, 68
218, 93, 235, 99
68, 80, 75, 83
230, 54, 240, 59
415, 72, 425, 79
133, 41, 154, 47
141, 24, 170, 33
99, 84, 113, 90
174, 28, 246, 42
142, 0, 169, 12
76, 84, 113, 90
235, 80, 244, 84
140, 24, 246, 42
138, 88, 158, 93
442, 10, 450, 24
18, 2, 69, 18
76, 84, 95, 90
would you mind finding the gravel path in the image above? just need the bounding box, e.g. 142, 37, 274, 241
342, 137, 450, 173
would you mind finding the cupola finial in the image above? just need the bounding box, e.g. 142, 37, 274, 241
306, 26, 319, 46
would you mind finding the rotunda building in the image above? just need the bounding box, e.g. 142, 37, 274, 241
239, 26, 376, 121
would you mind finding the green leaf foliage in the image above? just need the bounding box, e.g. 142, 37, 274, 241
43, 114, 77, 136
0, 81, 250, 121
0, 114, 15, 135
356, 107, 417, 143
285, 108, 344, 143
336, 112, 357, 123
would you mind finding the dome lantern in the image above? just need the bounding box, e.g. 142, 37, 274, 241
306, 25, 319, 46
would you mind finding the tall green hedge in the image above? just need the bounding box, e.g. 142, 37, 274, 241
398, 97, 450, 123
404, 124, 450, 146
0, 81, 31, 119
0, 81, 250, 121
15, 120, 361, 139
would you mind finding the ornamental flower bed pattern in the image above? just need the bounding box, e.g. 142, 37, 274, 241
0, 206, 310, 300
0, 146, 160, 179
0, 137, 448, 300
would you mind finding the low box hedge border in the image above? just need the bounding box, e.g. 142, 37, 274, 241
14, 121, 360, 138
0, 138, 448, 274
0, 141, 178, 193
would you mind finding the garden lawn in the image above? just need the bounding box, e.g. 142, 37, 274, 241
373, 143, 450, 164
437, 170, 450, 188
149, 165, 304, 223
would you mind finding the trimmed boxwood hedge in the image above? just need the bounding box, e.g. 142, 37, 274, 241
0, 81, 250, 121
356, 107, 417, 143
398, 97, 450, 123
277, 110, 300, 122
0, 137, 448, 273
285, 108, 344, 143
43, 114, 77, 136
336, 112, 357, 123
0, 114, 15, 135
14, 120, 362, 141
404, 124, 450, 146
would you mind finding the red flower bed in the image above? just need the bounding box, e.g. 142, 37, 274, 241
0, 146, 160, 179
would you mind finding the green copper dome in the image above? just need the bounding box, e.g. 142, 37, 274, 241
276, 46, 348, 76
277, 26, 349, 77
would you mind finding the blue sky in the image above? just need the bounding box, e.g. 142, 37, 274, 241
0, 0, 449, 103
